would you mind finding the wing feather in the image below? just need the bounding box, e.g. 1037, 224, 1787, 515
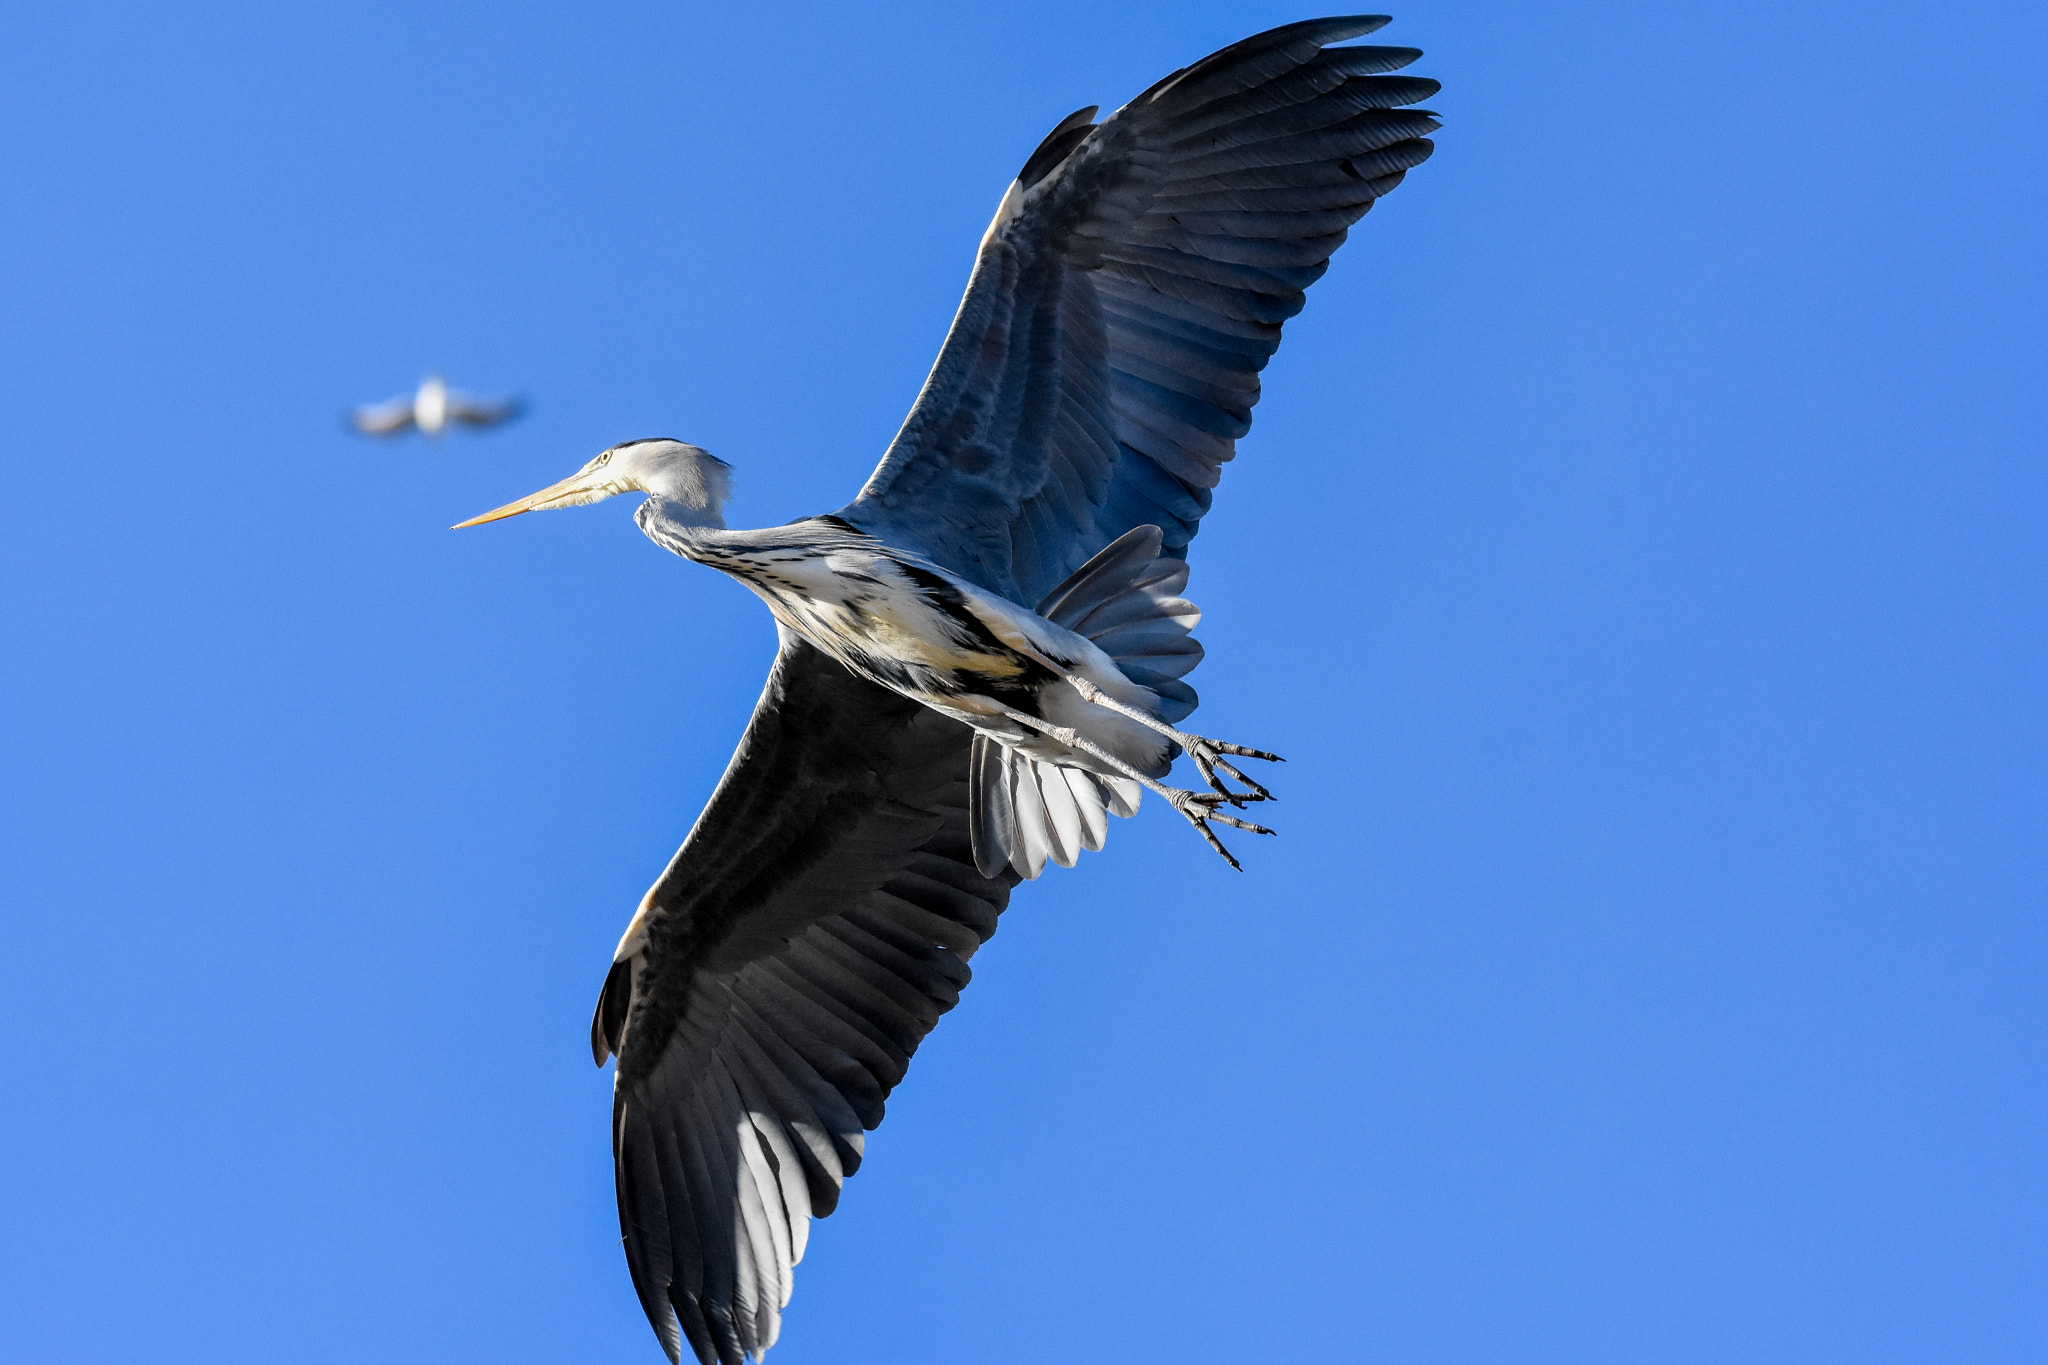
603, 638, 1013, 1362
347, 395, 415, 436
845, 18, 1434, 602
444, 393, 525, 428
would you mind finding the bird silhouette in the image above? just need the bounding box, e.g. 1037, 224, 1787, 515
457, 17, 1437, 1364
348, 373, 522, 438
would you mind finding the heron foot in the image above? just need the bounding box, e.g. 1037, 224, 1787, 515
1166, 787, 1276, 871
1177, 733, 1284, 807
1060, 674, 1283, 806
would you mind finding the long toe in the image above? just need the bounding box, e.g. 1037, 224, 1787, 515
1169, 789, 1278, 870
1207, 810, 1275, 836
1186, 741, 1276, 804
1212, 759, 1273, 803
1188, 817, 1243, 871
1213, 742, 1284, 763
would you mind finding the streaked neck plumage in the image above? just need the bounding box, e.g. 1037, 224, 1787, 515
633, 505, 892, 574
635, 494, 730, 552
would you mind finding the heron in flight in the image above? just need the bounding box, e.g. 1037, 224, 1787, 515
348, 373, 522, 437
459, 17, 1436, 1363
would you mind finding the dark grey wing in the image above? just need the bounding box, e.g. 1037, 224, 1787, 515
347, 394, 416, 436
593, 633, 1014, 1365
444, 393, 525, 428
842, 15, 1438, 605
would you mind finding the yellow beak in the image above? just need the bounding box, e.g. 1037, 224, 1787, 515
452, 470, 596, 529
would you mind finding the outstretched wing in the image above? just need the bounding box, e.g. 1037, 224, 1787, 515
347, 394, 416, 436
843, 15, 1438, 605
445, 392, 525, 429
596, 633, 1014, 1365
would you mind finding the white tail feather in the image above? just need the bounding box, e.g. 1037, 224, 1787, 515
1062, 766, 1110, 849
970, 526, 1201, 879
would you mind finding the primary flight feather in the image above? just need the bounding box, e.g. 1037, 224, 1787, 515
458, 17, 1437, 1363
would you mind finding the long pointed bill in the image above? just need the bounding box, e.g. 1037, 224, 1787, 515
452, 470, 602, 529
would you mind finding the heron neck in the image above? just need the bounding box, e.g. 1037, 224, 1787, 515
635, 497, 731, 558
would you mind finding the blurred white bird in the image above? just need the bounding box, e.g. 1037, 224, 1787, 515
348, 374, 523, 438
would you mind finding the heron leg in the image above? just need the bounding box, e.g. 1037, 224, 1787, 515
1049, 670, 1282, 806
987, 703, 1272, 871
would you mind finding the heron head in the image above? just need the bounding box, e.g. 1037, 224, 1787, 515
454, 438, 731, 529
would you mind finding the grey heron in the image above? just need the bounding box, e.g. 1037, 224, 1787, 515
349, 373, 523, 437
458, 17, 1436, 1363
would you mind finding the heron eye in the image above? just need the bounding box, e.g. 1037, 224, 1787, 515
595, 451, 612, 467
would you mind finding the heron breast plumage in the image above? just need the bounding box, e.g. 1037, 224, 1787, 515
653, 513, 1169, 781
657, 516, 1040, 698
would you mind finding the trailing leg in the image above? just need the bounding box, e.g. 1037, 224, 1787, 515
986, 703, 1273, 871
1053, 669, 1282, 806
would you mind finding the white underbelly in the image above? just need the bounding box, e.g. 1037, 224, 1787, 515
746, 550, 1171, 778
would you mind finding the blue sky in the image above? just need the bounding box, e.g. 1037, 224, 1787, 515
2, 1, 2042, 1361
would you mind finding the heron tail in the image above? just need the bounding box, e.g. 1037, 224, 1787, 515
1033, 525, 1203, 721
970, 733, 1141, 879
969, 526, 1206, 878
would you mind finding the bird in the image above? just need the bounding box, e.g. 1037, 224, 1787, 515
348, 373, 523, 437
456, 17, 1436, 1364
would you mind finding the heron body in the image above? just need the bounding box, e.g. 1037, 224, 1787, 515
458, 16, 1438, 1364
642, 510, 1175, 788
